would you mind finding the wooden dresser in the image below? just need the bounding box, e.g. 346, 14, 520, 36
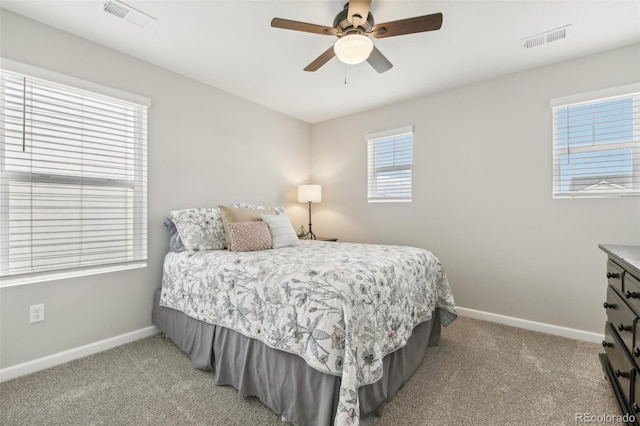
600, 244, 640, 425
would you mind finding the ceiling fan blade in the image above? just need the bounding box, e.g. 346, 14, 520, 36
367, 46, 393, 74
271, 18, 338, 36
371, 13, 443, 39
347, 0, 372, 28
304, 46, 336, 72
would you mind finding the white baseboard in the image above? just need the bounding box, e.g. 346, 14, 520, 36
456, 306, 604, 344
0, 325, 160, 382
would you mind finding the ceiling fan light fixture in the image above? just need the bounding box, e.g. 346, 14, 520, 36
334, 34, 373, 65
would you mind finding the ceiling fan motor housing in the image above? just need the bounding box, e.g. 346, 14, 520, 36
334, 4, 374, 35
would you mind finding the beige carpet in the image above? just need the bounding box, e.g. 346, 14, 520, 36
0, 316, 620, 426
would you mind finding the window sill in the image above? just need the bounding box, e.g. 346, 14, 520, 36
0, 262, 147, 288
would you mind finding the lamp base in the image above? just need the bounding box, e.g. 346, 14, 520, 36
307, 202, 316, 240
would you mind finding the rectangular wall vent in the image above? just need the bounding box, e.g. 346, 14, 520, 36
522, 25, 570, 49
103, 0, 157, 29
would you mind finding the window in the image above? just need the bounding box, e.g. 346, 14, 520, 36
551, 84, 639, 198
367, 126, 413, 202
0, 59, 149, 285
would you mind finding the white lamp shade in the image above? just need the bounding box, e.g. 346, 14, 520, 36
334, 34, 373, 65
298, 184, 322, 203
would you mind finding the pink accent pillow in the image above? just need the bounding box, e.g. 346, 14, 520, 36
226, 221, 272, 252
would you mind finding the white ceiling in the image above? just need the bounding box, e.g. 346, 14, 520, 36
1, 1, 639, 123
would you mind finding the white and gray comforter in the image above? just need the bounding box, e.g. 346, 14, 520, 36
160, 240, 456, 426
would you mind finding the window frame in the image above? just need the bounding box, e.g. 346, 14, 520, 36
0, 58, 150, 287
366, 126, 414, 203
551, 83, 640, 199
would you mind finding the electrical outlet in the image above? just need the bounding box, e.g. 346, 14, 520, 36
29, 304, 45, 323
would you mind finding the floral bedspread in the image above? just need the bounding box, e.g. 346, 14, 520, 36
159, 241, 456, 426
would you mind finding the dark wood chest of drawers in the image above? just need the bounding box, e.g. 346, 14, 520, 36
600, 244, 640, 425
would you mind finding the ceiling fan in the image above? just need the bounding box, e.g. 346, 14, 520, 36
271, 0, 443, 74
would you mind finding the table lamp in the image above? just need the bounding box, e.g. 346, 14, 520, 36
298, 184, 322, 240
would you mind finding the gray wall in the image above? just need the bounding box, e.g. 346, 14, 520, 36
311, 43, 640, 334
1, 8, 638, 370
0, 10, 311, 368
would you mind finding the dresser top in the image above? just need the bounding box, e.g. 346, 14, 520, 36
600, 244, 640, 277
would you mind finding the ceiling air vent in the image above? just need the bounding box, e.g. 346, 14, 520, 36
521, 25, 570, 49
103, 0, 157, 29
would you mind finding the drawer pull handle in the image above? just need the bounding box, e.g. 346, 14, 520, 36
618, 324, 632, 332
607, 272, 620, 279
602, 340, 613, 348
615, 369, 630, 378
625, 291, 640, 299
634, 348, 640, 357
603, 302, 616, 309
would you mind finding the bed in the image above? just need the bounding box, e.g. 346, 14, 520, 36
153, 238, 456, 425
152, 206, 456, 425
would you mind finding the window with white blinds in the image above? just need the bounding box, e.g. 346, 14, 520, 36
367, 126, 413, 202
0, 62, 149, 285
551, 84, 639, 198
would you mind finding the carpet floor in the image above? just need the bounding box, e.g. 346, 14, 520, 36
0, 316, 620, 425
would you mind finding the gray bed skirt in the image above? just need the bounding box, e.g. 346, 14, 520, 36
152, 288, 442, 426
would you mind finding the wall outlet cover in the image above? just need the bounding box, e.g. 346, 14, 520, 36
30, 304, 45, 323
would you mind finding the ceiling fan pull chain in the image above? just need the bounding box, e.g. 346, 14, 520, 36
344, 64, 348, 85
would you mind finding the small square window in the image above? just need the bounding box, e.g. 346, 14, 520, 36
551, 84, 639, 198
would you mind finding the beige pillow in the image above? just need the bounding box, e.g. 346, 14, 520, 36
219, 205, 276, 247
226, 221, 272, 252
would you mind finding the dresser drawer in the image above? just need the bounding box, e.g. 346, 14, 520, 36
607, 260, 624, 293
625, 274, 640, 314
606, 286, 636, 354
604, 322, 635, 404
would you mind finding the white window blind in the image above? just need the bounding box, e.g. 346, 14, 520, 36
367, 126, 413, 202
551, 84, 640, 198
0, 65, 148, 284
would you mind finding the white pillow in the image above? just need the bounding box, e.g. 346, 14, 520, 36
260, 214, 299, 249
170, 208, 226, 251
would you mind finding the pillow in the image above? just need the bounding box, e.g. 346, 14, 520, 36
232, 202, 285, 214
260, 214, 299, 249
219, 205, 276, 247
226, 221, 272, 252
170, 208, 226, 251
163, 217, 186, 252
